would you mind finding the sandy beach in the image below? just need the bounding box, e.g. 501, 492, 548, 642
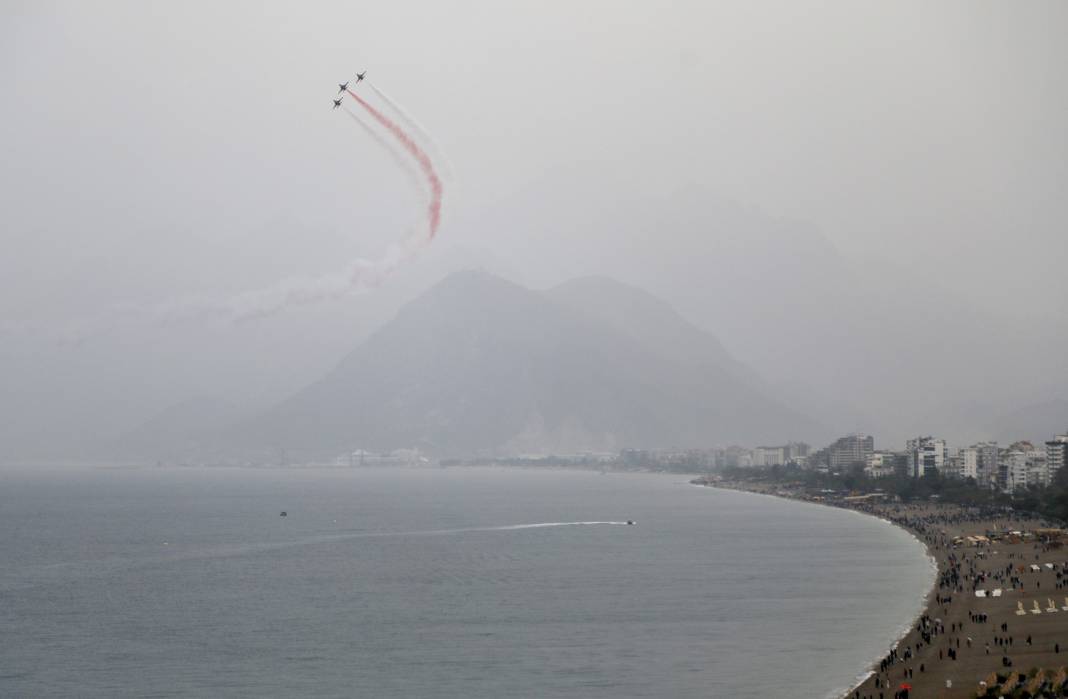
705, 481, 1068, 698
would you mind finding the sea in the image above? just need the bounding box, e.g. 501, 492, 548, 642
0, 466, 933, 698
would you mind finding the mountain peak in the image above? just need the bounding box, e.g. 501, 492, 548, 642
216, 273, 819, 458
424, 268, 525, 298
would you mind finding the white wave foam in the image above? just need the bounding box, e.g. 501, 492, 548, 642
484, 521, 629, 531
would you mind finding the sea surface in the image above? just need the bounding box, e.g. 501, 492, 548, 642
0, 466, 933, 698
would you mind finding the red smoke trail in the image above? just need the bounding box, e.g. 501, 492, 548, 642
343, 107, 426, 199
346, 89, 442, 237
367, 81, 454, 182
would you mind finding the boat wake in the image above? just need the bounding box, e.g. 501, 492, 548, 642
218, 521, 627, 558
163, 521, 634, 562
7, 522, 634, 587
455, 521, 630, 533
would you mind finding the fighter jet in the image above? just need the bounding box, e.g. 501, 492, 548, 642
333, 98, 342, 109
338, 81, 349, 94
355, 71, 366, 83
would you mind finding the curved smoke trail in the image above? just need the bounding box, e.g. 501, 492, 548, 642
54, 83, 449, 339
346, 88, 443, 238
213, 92, 448, 320
367, 80, 455, 183
343, 107, 428, 201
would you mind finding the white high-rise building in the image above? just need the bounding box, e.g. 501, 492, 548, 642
976, 442, 1000, 489
958, 446, 980, 480
907, 436, 947, 478
784, 442, 810, 463
828, 434, 874, 469
997, 449, 1050, 492
1001, 450, 1029, 492
1027, 450, 1049, 488
1047, 432, 1068, 484
752, 446, 786, 467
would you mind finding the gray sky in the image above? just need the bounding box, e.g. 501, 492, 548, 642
2, 1, 1066, 456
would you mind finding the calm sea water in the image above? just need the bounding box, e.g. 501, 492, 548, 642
0, 466, 932, 698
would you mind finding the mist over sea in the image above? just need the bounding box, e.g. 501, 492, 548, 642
1, 467, 932, 697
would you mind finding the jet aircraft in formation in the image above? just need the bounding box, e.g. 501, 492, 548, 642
333, 71, 367, 109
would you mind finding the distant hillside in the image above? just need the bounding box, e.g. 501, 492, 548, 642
473, 178, 1068, 446
544, 276, 763, 388
220, 270, 821, 457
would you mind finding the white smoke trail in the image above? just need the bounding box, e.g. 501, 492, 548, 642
157, 100, 442, 324
49, 232, 430, 345
43, 81, 452, 345
155, 231, 429, 324
58, 108, 445, 339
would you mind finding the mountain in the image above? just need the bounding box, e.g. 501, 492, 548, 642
597, 191, 1068, 447
543, 276, 762, 388
221, 270, 822, 458
474, 173, 1068, 446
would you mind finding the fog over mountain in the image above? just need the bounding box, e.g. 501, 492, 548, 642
205, 270, 821, 459
3, 3, 1067, 462
585, 187, 1068, 446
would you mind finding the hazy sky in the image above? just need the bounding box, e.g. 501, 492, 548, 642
2, 1, 1066, 455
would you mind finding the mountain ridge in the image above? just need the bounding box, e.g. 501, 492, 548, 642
214, 269, 823, 458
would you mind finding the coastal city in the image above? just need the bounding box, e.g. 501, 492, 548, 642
622, 429, 1068, 492
348, 429, 1068, 495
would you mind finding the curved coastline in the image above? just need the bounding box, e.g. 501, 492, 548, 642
695, 479, 1068, 698
694, 482, 939, 699
830, 506, 939, 698
1, 465, 946, 698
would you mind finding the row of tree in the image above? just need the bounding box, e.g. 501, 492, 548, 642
720, 463, 1068, 524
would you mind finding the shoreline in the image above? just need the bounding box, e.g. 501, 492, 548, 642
829, 506, 940, 698
695, 482, 938, 699
697, 479, 1068, 698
